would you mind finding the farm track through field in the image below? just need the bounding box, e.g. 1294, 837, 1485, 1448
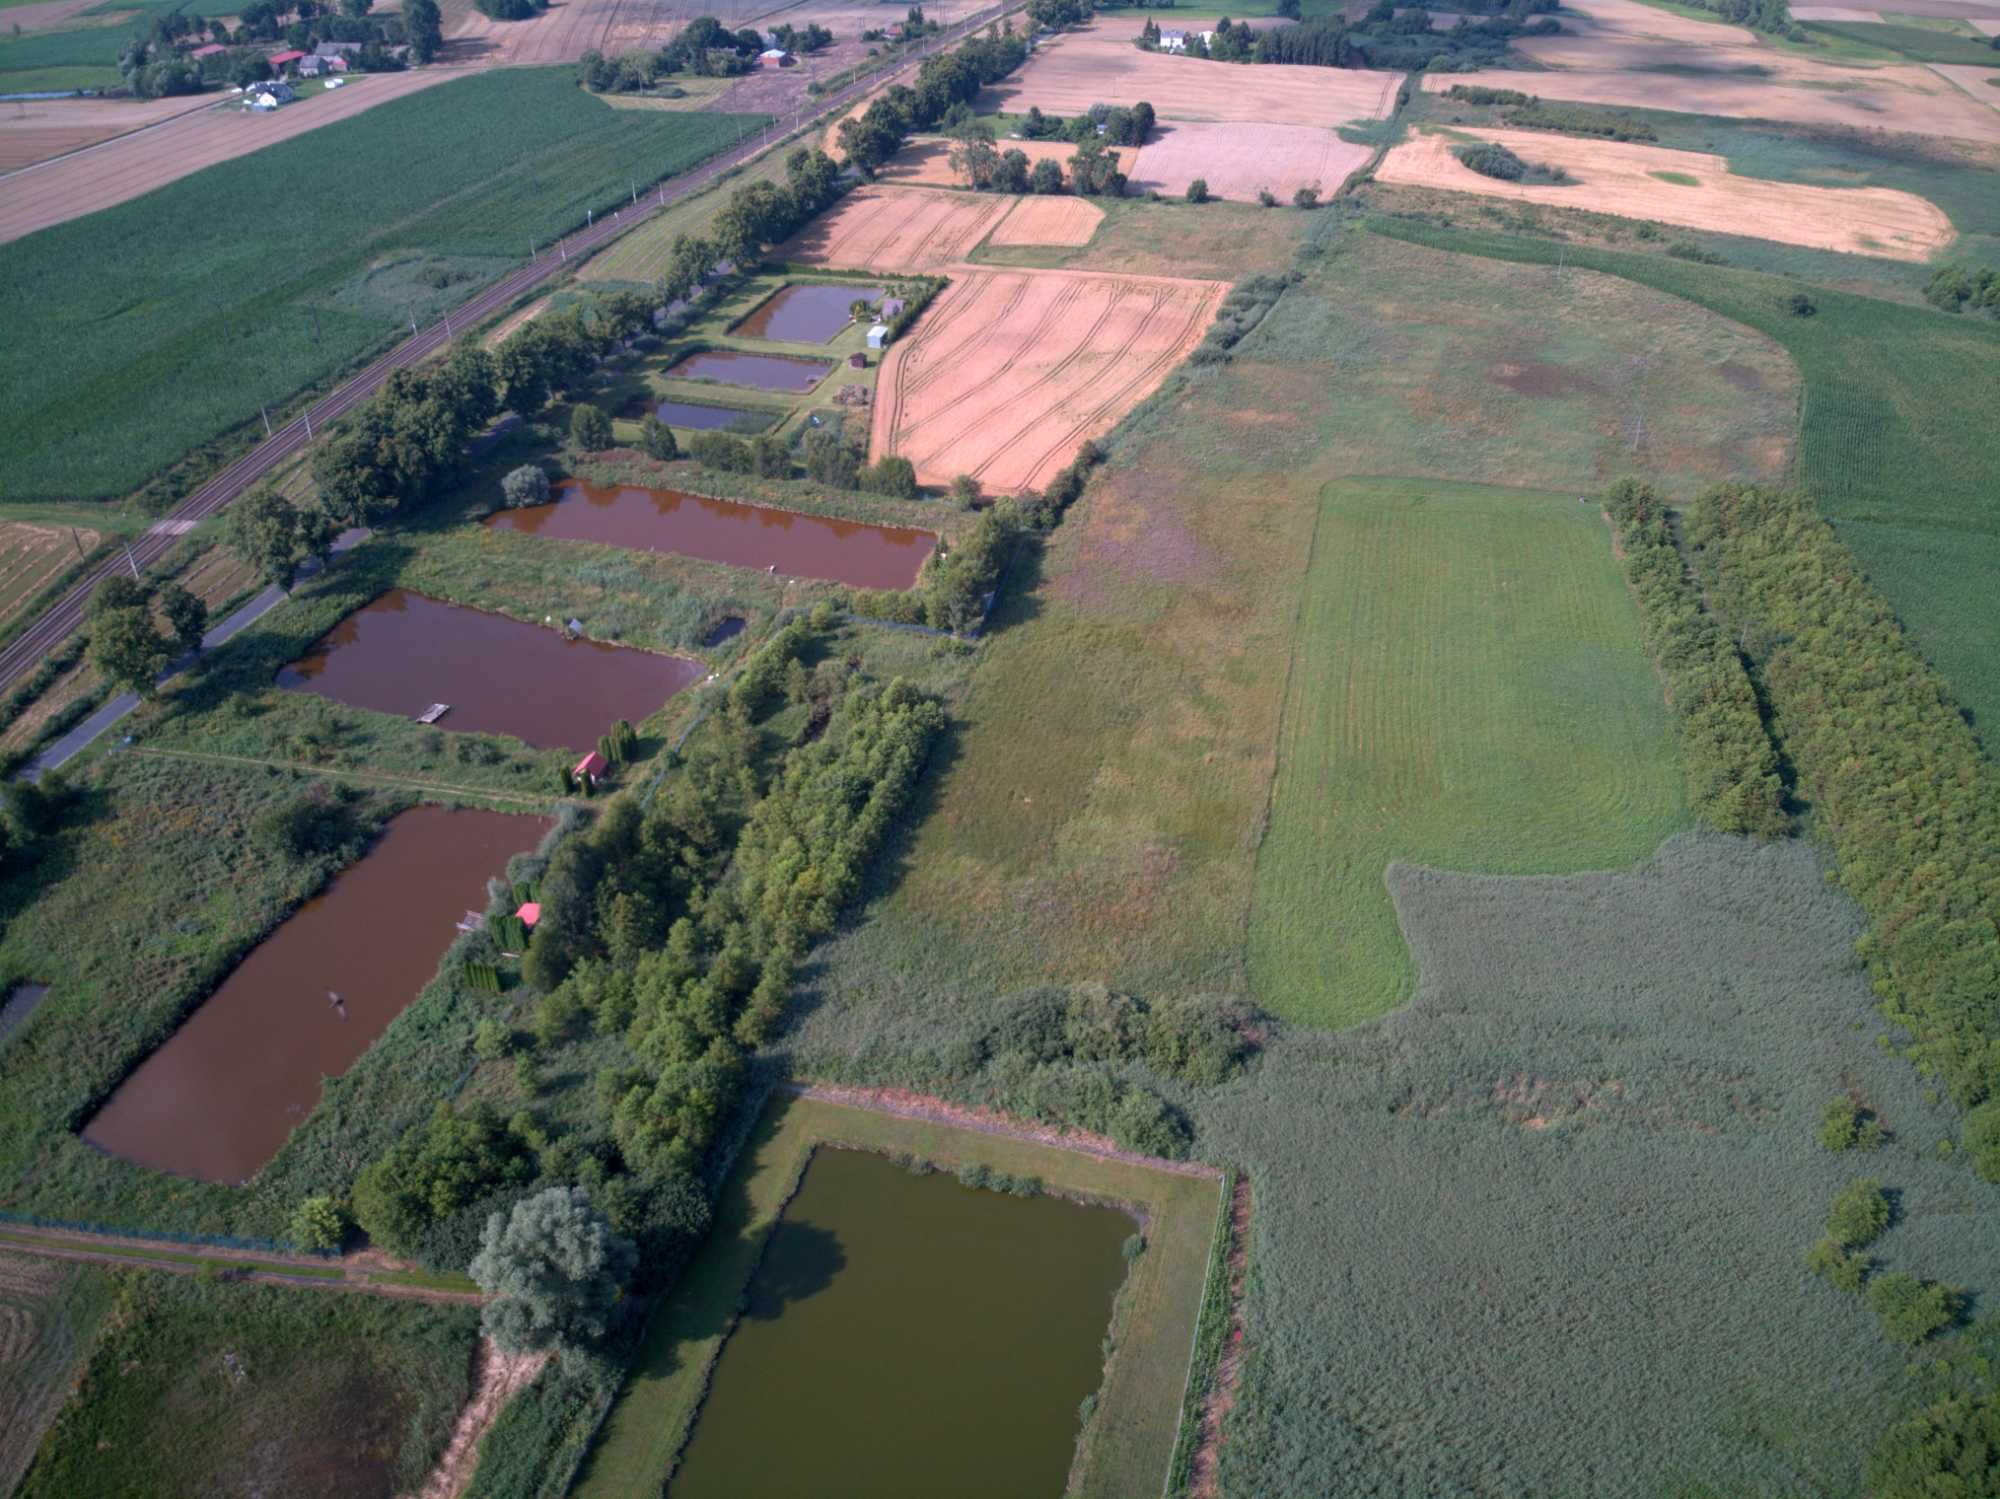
0, 0, 1017, 699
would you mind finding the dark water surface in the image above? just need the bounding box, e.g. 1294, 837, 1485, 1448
731, 282, 881, 343
652, 400, 770, 432
488, 482, 934, 591
276, 589, 703, 750
82, 806, 540, 1184
669, 1147, 1132, 1499
665, 349, 832, 391
0, 983, 48, 1047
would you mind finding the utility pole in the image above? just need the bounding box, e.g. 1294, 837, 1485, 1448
304, 409, 313, 438
261, 405, 272, 438
124, 543, 140, 580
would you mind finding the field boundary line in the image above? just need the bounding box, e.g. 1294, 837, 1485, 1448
0, 94, 229, 184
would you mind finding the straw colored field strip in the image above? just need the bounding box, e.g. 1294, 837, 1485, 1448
1127, 120, 1374, 202
1378, 127, 1954, 260
986, 193, 1104, 247
872, 266, 1226, 492
0, 521, 94, 631
784, 184, 1014, 270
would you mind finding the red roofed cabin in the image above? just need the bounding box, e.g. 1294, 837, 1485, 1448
266, 48, 308, 74
573, 750, 608, 789
515, 901, 542, 929
758, 47, 792, 67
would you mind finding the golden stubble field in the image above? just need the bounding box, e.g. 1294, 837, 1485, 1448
1378, 126, 1956, 259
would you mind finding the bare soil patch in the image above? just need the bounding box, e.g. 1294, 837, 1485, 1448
1378, 126, 1954, 259
0, 521, 93, 632
0, 67, 471, 244
871, 265, 1226, 491
1929, 61, 2000, 110
0, 93, 218, 174
985, 17, 1399, 126
783, 182, 1013, 268
988, 193, 1103, 246
446, 0, 680, 65
406, 1341, 547, 1499
1128, 120, 1372, 201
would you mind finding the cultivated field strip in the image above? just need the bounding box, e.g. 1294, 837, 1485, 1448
785, 183, 1014, 270
1128, 121, 1373, 202
0, 1, 1014, 698
873, 267, 1226, 491
0, 523, 93, 634
986, 194, 1104, 247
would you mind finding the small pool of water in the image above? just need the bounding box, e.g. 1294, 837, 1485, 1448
275, 590, 703, 751
488, 482, 934, 592
81, 806, 540, 1184
652, 400, 772, 432
665, 349, 832, 392
731, 282, 882, 344
669, 1147, 1132, 1498
703, 616, 747, 647
0, 983, 49, 1047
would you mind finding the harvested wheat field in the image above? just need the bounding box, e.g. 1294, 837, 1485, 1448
1128, 121, 1372, 201
1380, 127, 1954, 259
986, 18, 1400, 127
448, 0, 686, 64
0, 521, 94, 633
1930, 62, 2000, 111
1420, 62, 2000, 143
873, 266, 1225, 491
0, 94, 220, 175
878, 135, 1129, 188
785, 184, 1013, 269
0, 68, 470, 243
988, 194, 1104, 246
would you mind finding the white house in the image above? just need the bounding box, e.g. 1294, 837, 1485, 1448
1159, 28, 1189, 50
866, 322, 890, 351
249, 80, 297, 109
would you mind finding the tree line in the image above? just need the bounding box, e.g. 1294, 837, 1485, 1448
1137, 2, 1560, 70
834, 23, 1032, 174
1601, 479, 1787, 837
1685, 483, 2000, 1173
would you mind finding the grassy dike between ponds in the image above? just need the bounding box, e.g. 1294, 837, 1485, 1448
570, 1091, 1222, 1499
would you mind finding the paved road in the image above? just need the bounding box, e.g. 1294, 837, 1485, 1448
0, 5, 1013, 698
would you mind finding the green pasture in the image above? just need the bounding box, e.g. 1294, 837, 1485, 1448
1246, 477, 1688, 1027
0, 69, 766, 501
1368, 216, 2000, 747
0, 1252, 114, 1495
18, 1270, 478, 1499
1802, 19, 2000, 63
569, 1092, 1217, 1499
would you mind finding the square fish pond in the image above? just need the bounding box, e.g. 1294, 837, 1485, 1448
666, 1146, 1135, 1498
663, 349, 833, 393
274, 589, 703, 751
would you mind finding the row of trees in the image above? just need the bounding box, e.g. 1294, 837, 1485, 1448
1137, 3, 1559, 70
835, 23, 1031, 174
1686, 483, 2000, 1167
82, 572, 207, 699
1601, 479, 1787, 837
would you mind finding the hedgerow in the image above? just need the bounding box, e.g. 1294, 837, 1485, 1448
1602, 478, 1786, 836
1686, 484, 2000, 1134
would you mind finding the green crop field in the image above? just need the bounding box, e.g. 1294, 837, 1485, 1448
1246, 477, 1688, 1027
18, 1270, 478, 1498
1369, 217, 2000, 751
572, 1092, 1218, 1499
0, 69, 766, 501
0, 1252, 115, 1495
1803, 19, 2000, 63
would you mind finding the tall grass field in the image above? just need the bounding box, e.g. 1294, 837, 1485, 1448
1247, 477, 1688, 1027
0, 69, 765, 501
0, 1251, 114, 1494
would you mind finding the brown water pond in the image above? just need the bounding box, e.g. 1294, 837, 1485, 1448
82, 806, 540, 1185
731, 282, 882, 344
665, 349, 832, 392
276, 590, 703, 751
488, 482, 935, 591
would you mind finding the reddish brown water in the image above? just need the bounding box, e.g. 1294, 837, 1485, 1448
488, 482, 935, 591
666, 349, 832, 391
731, 283, 882, 343
276, 590, 703, 750
81, 806, 540, 1185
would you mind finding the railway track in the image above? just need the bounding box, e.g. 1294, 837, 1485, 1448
0, 3, 1015, 696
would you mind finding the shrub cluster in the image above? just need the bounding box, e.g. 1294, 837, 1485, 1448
1193, 273, 1297, 365
1456, 141, 1568, 185
1601, 479, 1785, 836
1686, 484, 2000, 1139
1923, 263, 2000, 320
1506, 103, 1657, 142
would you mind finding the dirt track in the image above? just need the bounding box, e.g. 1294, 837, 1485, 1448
1379, 126, 1954, 259
786, 183, 1014, 267
871, 264, 1226, 492
0, 67, 472, 244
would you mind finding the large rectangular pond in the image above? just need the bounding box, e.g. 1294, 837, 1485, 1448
82, 805, 540, 1185
276, 589, 703, 751
669, 1147, 1132, 1498
664, 349, 832, 392
488, 481, 935, 592
731, 282, 882, 343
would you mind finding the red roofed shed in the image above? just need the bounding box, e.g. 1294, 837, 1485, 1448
515, 901, 542, 928
573, 750, 608, 787
267, 48, 308, 71
190, 43, 227, 58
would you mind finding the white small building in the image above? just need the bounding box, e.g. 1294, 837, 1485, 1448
866, 322, 890, 350
1159, 28, 1189, 50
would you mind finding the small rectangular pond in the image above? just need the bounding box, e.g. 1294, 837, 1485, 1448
668, 1146, 1132, 1498
664, 349, 832, 393
81, 805, 541, 1185
650, 400, 773, 433
276, 589, 703, 751
730, 282, 882, 344
488, 481, 935, 592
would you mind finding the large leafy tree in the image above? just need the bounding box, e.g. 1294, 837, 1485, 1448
470, 1186, 637, 1352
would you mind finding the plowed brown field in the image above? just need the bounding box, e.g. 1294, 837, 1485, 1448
1378, 126, 1954, 259
0, 68, 470, 243
785, 184, 1013, 268
985, 18, 1400, 127
871, 266, 1225, 492
988, 194, 1103, 246
0, 94, 219, 173
447, 0, 688, 64
1127, 120, 1373, 201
